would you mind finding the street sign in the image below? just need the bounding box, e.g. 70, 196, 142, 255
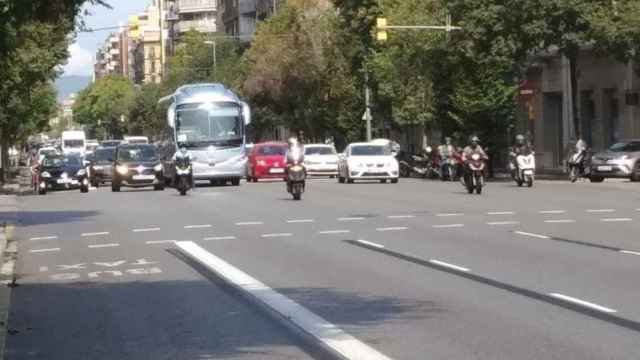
362, 108, 372, 122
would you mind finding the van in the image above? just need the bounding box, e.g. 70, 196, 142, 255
61, 130, 86, 156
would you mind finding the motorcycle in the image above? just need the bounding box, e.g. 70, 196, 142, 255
568, 148, 589, 183
440, 150, 462, 181
463, 152, 485, 195
174, 150, 192, 196
511, 150, 536, 187
286, 147, 306, 200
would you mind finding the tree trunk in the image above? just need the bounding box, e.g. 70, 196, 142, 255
568, 53, 581, 140
0, 128, 10, 183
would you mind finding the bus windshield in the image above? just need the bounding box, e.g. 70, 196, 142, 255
176, 102, 242, 148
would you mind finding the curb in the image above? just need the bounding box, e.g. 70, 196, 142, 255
0, 197, 18, 360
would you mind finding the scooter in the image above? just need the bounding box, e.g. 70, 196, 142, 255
568, 148, 588, 183
175, 150, 192, 196
77, 168, 90, 193
286, 147, 306, 200
463, 152, 485, 195
511, 151, 535, 187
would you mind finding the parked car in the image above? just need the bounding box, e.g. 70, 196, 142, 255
111, 144, 164, 192
303, 144, 339, 177
88, 146, 116, 187
590, 139, 640, 182
246, 142, 288, 182
37, 153, 84, 194
337, 142, 399, 184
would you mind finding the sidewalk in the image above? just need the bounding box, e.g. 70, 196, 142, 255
0, 195, 19, 359
1, 166, 32, 196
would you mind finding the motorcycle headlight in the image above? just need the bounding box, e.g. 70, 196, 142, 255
471, 154, 481, 161
154, 163, 163, 172
41, 171, 51, 178
77, 169, 86, 176
291, 165, 303, 172
116, 165, 128, 175
60, 172, 68, 179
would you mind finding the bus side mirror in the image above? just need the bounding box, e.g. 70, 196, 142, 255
167, 104, 176, 128
241, 102, 251, 126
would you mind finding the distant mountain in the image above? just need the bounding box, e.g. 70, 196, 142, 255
55, 75, 91, 100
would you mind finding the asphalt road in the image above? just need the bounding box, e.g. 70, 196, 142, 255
5, 176, 640, 359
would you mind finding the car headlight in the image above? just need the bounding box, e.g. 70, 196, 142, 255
154, 163, 163, 172
41, 171, 51, 178
257, 160, 267, 166
620, 155, 629, 160
60, 172, 68, 179
116, 165, 128, 175
77, 169, 86, 176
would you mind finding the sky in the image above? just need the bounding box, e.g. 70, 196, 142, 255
62, 0, 149, 77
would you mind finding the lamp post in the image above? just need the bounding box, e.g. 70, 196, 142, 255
204, 40, 217, 80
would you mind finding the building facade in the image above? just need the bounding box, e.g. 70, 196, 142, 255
167, 0, 217, 38
218, 0, 256, 40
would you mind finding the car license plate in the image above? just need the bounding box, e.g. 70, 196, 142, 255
56, 179, 69, 184
523, 169, 533, 175
597, 166, 612, 172
269, 168, 285, 174
133, 175, 156, 180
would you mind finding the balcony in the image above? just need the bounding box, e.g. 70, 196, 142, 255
109, 47, 120, 55
177, 0, 216, 13
175, 19, 217, 33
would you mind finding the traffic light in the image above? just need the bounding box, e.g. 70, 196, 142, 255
376, 17, 388, 42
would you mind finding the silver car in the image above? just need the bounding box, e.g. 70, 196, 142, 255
590, 139, 640, 182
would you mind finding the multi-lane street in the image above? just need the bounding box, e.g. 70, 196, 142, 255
5, 178, 640, 359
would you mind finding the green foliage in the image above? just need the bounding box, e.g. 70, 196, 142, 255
128, 83, 164, 138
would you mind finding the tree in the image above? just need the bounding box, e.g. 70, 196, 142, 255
128, 83, 165, 139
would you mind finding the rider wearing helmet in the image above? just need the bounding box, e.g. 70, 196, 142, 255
285, 136, 304, 166
462, 135, 487, 161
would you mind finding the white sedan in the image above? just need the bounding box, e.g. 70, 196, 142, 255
303, 144, 339, 177
337, 142, 399, 183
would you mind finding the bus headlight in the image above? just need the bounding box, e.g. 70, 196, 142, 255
116, 165, 128, 175
154, 163, 163, 172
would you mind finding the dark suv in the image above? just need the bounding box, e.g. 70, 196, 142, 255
88, 146, 116, 187
112, 144, 164, 192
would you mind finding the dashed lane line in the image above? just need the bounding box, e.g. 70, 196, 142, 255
600, 218, 633, 222
375, 227, 407, 232
29, 248, 60, 254
487, 221, 520, 226
433, 224, 464, 229
487, 211, 515, 215
387, 215, 416, 219
261, 233, 293, 238
146, 240, 176, 245
29, 236, 58, 241
184, 224, 212, 229
539, 210, 567, 214
514, 231, 550, 239
318, 230, 350, 235
88, 243, 120, 249
133, 227, 161, 233
174, 241, 393, 360
286, 219, 314, 223
203, 236, 236, 241
544, 219, 576, 223
620, 250, 640, 256
586, 209, 616, 213
338, 217, 365, 221
356, 240, 384, 248
549, 293, 617, 313
436, 213, 464, 217
235, 221, 264, 226
81, 232, 110, 237
429, 259, 471, 272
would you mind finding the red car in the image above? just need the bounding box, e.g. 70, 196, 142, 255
246, 142, 288, 182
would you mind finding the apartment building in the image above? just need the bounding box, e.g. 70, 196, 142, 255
167, 0, 217, 38
218, 0, 256, 40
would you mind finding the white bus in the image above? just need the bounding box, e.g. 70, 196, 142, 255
61, 130, 86, 156
158, 83, 251, 186
123, 136, 149, 145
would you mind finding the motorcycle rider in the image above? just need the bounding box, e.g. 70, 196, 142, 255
438, 136, 458, 179
173, 146, 193, 188
509, 134, 531, 176
462, 136, 488, 182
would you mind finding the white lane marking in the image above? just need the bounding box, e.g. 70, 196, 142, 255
133, 227, 160, 232
549, 293, 617, 313
88, 243, 120, 249
318, 230, 350, 234
338, 217, 365, 221
174, 241, 393, 360
203, 236, 236, 241
81, 232, 109, 237
145, 240, 176, 245
586, 209, 615, 213
487, 211, 515, 215
39, 266, 49, 272
29, 236, 58, 241
184, 224, 212, 229
600, 218, 632, 222
436, 213, 464, 217
235, 221, 264, 226
539, 210, 566, 214
375, 227, 407, 232
433, 224, 464, 229
429, 259, 470, 272
487, 221, 520, 226
356, 240, 384, 248
544, 219, 576, 223
261, 233, 293, 238
387, 215, 416, 219
620, 250, 640, 256
286, 219, 314, 223
514, 231, 550, 239
29, 248, 60, 253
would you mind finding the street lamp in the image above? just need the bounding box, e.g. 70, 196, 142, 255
204, 40, 217, 80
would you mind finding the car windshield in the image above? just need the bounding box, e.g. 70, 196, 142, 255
101, 141, 121, 147
305, 146, 336, 155
257, 145, 287, 156
95, 148, 116, 161
176, 102, 242, 148
43, 156, 81, 167
350, 145, 390, 156
117, 145, 157, 162
64, 139, 84, 148
609, 141, 640, 152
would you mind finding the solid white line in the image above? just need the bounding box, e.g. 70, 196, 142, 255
376, 227, 407, 232
514, 231, 550, 239
586, 209, 615, 213
539, 210, 566, 214
29, 236, 58, 241
88, 243, 120, 249
29, 248, 60, 253
544, 219, 576, 223
286, 219, 314, 223
356, 240, 385, 248
619, 250, 640, 256
600, 218, 632, 222
318, 230, 350, 234
487, 221, 520, 226
174, 241, 393, 360
184, 224, 212, 229
338, 217, 365, 221
235, 221, 264, 226
429, 259, 470, 272
133, 227, 160, 232
387, 215, 416, 219
81, 232, 109, 237
145, 240, 176, 245
261, 233, 293, 238
436, 213, 464, 217
549, 293, 617, 313
487, 211, 515, 215
203, 236, 236, 241
433, 224, 464, 229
